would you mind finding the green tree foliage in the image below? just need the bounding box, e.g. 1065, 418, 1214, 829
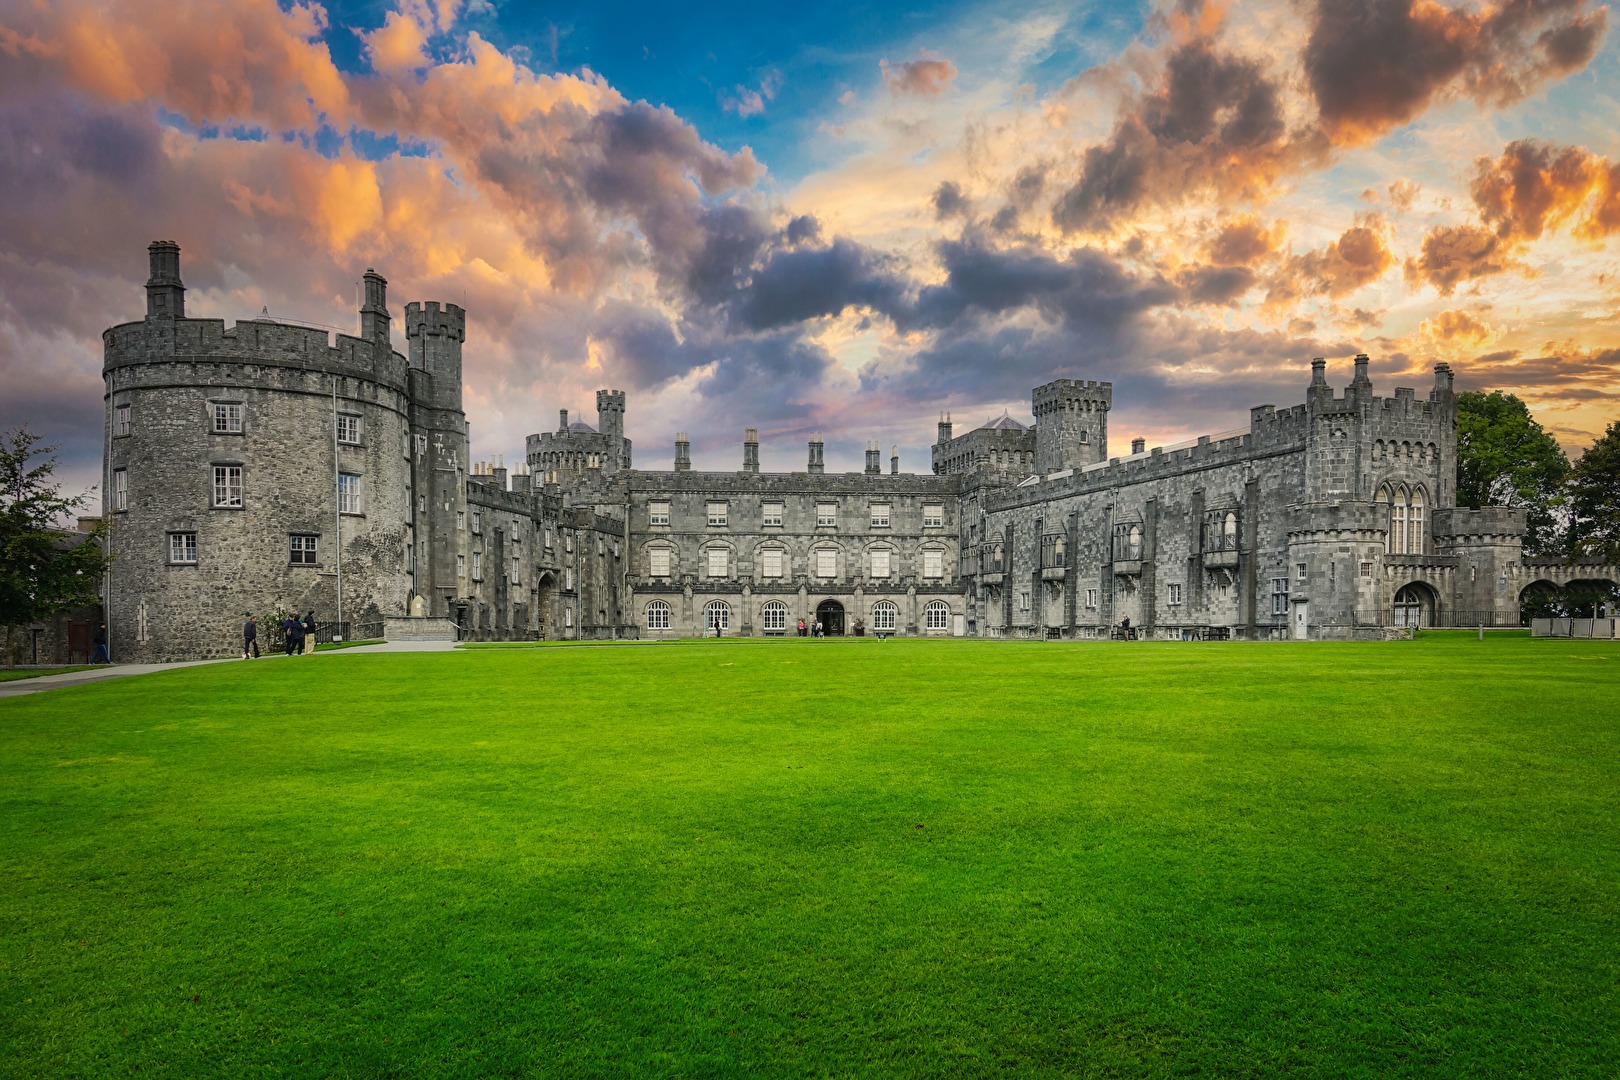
0, 429, 110, 664
1568, 419, 1620, 562
1455, 391, 1570, 554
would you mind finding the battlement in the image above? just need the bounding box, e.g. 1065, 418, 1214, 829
103, 316, 409, 390
596, 388, 626, 412
1434, 506, 1526, 540
1031, 378, 1112, 413
404, 301, 466, 341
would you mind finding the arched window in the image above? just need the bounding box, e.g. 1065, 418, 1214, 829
1408, 487, 1425, 555
1376, 485, 1392, 553
1222, 511, 1238, 549
1127, 524, 1142, 560
1393, 584, 1429, 627
761, 600, 788, 633
703, 600, 730, 632
924, 600, 951, 633
645, 600, 671, 631
872, 601, 898, 632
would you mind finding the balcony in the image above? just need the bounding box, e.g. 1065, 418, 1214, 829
1113, 560, 1142, 577
1040, 566, 1066, 581
1202, 548, 1240, 570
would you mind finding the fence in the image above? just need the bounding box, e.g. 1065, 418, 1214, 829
266, 619, 385, 652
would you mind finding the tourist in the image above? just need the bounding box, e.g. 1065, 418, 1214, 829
1120, 615, 1132, 641
283, 613, 300, 656
91, 624, 109, 664
243, 615, 259, 659
797, 618, 806, 637
303, 611, 318, 654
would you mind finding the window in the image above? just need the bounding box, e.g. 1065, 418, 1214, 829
471, 550, 483, 580
704, 600, 730, 632
707, 502, 728, 527
511, 555, 521, 585
456, 511, 465, 531
1408, 488, 1425, 555
872, 601, 897, 632
1296, 562, 1308, 582
1042, 534, 1066, 568
649, 501, 670, 527
1360, 561, 1373, 578
761, 548, 784, 578
544, 529, 552, 548
564, 568, 574, 590
168, 531, 197, 564
336, 413, 361, 444
290, 534, 318, 565
1168, 583, 1183, 605
115, 405, 131, 437
762, 503, 784, 527
925, 600, 950, 632
565, 532, 573, 553
870, 504, 890, 528
407, 543, 414, 573
923, 504, 943, 528
762, 601, 788, 633
337, 472, 360, 514
472, 511, 482, 534
213, 465, 243, 508
1113, 522, 1143, 561
816, 548, 837, 578
707, 548, 728, 579
1222, 511, 1239, 549
923, 549, 944, 579
1271, 577, 1289, 616
1019, 589, 1031, 612
1379, 485, 1425, 555
817, 503, 837, 528
650, 548, 672, 577
646, 600, 671, 630
457, 553, 466, 578
1086, 588, 1098, 608
211, 402, 242, 433
870, 549, 891, 578
113, 468, 127, 511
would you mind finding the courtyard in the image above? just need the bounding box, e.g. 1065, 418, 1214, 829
2, 634, 1617, 1076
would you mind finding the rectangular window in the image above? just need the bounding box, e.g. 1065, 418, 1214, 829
923, 550, 944, 579
472, 550, 483, 580
407, 543, 414, 574
211, 402, 242, 433
337, 472, 361, 514
565, 532, 573, 553
1086, 588, 1098, 608
289, 534, 318, 565
113, 468, 127, 511
1271, 577, 1290, 616
817, 503, 837, 528
869, 504, 890, 528
115, 405, 131, 437
816, 548, 836, 577
1296, 562, 1308, 582
707, 548, 728, 578
1019, 589, 1031, 612
650, 548, 671, 577
923, 504, 944, 528
472, 511, 482, 534
1360, 561, 1373, 578
564, 568, 574, 590
870, 549, 891, 578
761, 549, 783, 578
762, 502, 784, 527
336, 413, 361, 444
212, 465, 243, 508
511, 555, 521, 586
457, 553, 466, 578
457, 510, 466, 531
1168, 583, 1183, 605
649, 501, 670, 527
168, 531, 197, 564
707, 502, 728, 527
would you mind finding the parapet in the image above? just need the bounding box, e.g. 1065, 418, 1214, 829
404, 301, 466, 341
596, 389, 626, 412
1032, 378, 1112, 413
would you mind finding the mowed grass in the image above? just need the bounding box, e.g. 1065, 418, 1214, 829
2, 636, 1618, 1078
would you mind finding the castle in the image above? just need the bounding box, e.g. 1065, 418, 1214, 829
100, 243, 1555, 662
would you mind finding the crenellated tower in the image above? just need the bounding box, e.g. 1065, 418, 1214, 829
1032, 379, 1111, 473
406, 300, 469, 616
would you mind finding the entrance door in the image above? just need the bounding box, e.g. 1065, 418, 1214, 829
815, 600, 845, 636
1293, 604, 1308, 640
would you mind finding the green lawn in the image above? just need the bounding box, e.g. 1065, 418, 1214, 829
0, 666, 97, 683
2, 636, 1617, 1077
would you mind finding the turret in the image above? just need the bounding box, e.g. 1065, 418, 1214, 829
596, 389, 627, 469
808, 433, 825, 474
743, 428, 760, 473
1032, 379, 1111, 472
558, 409, 569, 434
145, 240, 184, 318
403, 301, 466, 411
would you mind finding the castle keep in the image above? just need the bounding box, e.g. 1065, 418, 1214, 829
102, 244, 1541, 661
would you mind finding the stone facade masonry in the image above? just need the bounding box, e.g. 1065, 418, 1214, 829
100, 242, 1544, 660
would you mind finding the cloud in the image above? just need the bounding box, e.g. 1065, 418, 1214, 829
720, 70, 781, 117
1279, 218, 1393, 299
1405, 223, 1514, 294
1304, 0, 1607, 147
1422, 308, 1492, 345
880, 52, 957, 97
932, 180, 970, 219
1203, 214, 1281, 266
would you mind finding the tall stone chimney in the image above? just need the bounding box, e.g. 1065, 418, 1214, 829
674, 432, 691, 471
743, 428, 760, 473
1131, 437, 1146, 454
890, 445, 899, 475
808, 433, 825, 474
864, 440, 880, 474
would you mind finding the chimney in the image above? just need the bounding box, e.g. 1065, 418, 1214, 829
359, 268, 389, 352
1352, 353, 1371, 387
808, 433, 825, 474
743, 428, 760, 473
511, 465, 531, 495
558, 409, 569, 434
937, 412, 953, 445
493, 455, 507, 490
674, 432, 691, 471
864, 439, 880, 474
145, 240, 185, 318
1131, 437, 1146, 454
890, 445, 899, 475
1432, 362, 1455, 400
1310, 357, 1327, 386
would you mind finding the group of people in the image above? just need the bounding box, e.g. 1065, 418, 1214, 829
240, 611, 318, 659
796, 619, 828, 637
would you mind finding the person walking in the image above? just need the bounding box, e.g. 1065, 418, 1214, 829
303, 611, 318, 654
243, 615, 259, 659
797, 618, 806, 637
91, 624, 109, 664
290, 614, 307, 656
283, 613, 299, 656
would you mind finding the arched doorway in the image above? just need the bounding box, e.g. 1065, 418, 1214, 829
815, 599, 845, 636
1519, 579, 1562, 622
1393, 582, 1436, 628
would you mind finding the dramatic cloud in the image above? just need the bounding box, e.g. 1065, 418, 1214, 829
1278, 218, 1394, 299
1203, 214, 1282, 266
1406, 223, 1514, 294
880, 52, 957, 97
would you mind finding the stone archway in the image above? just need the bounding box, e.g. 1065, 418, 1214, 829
815, 599, 845, 636
1393, 581, 1438, 628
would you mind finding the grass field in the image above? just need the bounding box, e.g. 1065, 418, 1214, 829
0, 666, 96, 683
2, 635, 1617, 1077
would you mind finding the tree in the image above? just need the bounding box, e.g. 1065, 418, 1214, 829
1568, 419, 1620, 562
0, 429, 110, 665
1455, 391, 1571, 555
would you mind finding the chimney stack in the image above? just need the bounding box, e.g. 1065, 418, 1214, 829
937, 412, 953, 445
1131, 437, 1146, 454
1310, 357, 1327, 386
890, 445, 899, 475
1432, 362, 1454, 400
1352, 353, 1371, 387
743, 428, 760, 473
493, 455, 507, 490
864, 440, 880, 474
558, 409, 569, 433
808, 433, 825, 474
674, 432, 691, 471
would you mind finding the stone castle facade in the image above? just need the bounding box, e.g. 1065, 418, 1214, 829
102, 243, 1539, 661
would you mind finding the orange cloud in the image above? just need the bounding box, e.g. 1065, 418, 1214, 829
1404, 223, 1511, 295
1422, 308, 1492, 345
1203, 214, 1282, 266
880, 52, 957, 97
